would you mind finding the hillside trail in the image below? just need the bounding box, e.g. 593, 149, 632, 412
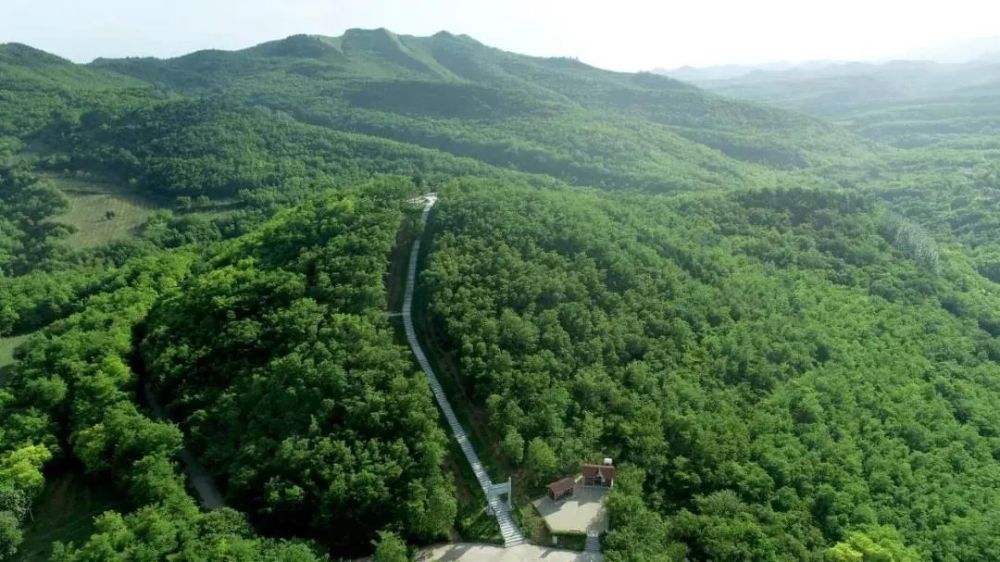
402, 193, 525, 548
144, 383, 225, 510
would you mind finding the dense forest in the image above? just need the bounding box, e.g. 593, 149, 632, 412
2, 28, 1000, 562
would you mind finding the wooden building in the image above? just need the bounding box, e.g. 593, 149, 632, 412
546, 477, 576, 501
581, 462, 616, 488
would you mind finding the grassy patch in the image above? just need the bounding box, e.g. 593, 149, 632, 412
446, 440, 502, 545
44, 174, 159, 249
520, 502, 552, 545
17, 472, 128, 561
0, 333, 31, 369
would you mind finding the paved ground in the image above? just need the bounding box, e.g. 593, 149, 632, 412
532, 486, 609, 534
419, 543, 604, 562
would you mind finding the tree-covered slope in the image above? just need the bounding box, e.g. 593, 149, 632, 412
420, 181, 1000, 561
48, 97, 555, 203
0, 43, 157, 137
91, 29, 873, 190
140, 183, 455, 554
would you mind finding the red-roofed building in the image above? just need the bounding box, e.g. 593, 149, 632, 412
546, 477, 576, 501
581, 462, 616, 488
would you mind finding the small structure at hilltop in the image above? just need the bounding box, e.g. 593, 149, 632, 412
534, 458, 613, 548
547, 476, 576, 502
581, 459, 616, 488
545, 459, 617, 503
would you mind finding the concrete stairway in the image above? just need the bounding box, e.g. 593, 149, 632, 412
402, 195, 525, 549
494, 497, 525, 547
585, 532, 601, 553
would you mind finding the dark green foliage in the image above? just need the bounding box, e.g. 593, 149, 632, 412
54, 98, 517, 201
421, 181, 1000, 560
141, 185, 454, 554
0, 162, 71, 276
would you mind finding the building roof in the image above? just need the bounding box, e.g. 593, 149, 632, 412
581, 463, 616, 481
547, 477, 576, 496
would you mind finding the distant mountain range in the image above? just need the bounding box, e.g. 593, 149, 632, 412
654, 44, 1000, 147
657, 34, 1000, 82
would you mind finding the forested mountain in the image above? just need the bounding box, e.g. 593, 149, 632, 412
1, 27, 999, 562
671, 57, 1000, 147
92, 29, 872, 184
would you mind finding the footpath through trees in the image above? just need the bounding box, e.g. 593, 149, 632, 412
402, 194, 525, 548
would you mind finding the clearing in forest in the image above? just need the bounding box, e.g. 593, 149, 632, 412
0, 333, 32, 368
46, 174, 158, 248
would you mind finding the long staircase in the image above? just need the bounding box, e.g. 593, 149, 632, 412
402, 194, 525, 548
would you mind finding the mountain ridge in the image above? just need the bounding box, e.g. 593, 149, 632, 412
76, 28, 874, 190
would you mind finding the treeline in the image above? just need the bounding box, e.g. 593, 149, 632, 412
421, 181, 1000, 560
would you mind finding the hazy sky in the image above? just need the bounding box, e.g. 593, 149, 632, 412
3, 0, 1000, 70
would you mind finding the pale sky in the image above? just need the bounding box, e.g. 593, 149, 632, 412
3, 0, 1000, 70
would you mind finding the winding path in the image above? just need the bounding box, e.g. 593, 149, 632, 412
402, 194, 525, 548
145, 383, 225, 510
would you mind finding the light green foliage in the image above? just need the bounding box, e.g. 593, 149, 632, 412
501, 429, 525, 465
372, 531, 409, 562
50, 507, 325, 562
825, 527, 922, 562
882, 212, 940, 273
0, 445, 51, 498
524, 438, 558, 486
0, 511, 22, 560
